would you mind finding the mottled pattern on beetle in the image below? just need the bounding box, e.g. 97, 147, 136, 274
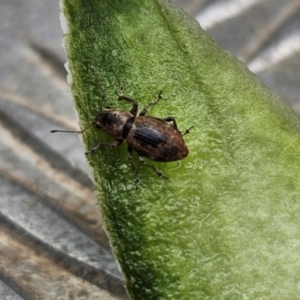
94, 109, 132, 139
126, 116, 188, 162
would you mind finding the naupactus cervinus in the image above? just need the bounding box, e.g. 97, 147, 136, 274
51, 67, 193, 188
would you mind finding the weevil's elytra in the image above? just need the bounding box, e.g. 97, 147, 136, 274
128, 116, 188, 162
51, 69, 193, 188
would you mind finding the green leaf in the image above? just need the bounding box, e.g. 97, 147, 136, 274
60, 0, 300, 299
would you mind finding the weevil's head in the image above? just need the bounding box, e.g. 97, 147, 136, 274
93, 109, 133, 139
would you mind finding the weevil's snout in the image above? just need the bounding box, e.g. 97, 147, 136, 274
94, 123, 101, 129
92, 117, 101, 129
93, 110, 107, 128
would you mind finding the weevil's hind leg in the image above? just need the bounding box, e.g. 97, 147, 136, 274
162, 116, 179, 130
127, 146, 140, 189
181, 126, 194, 136
138, 156, 168, 179
163, 117, 194, 136
86, 139, 122, 155
139, 91, 163, 116
118, 82, 139, 116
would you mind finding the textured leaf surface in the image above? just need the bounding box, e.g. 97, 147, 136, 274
60, 0, 300, 299
1, 0, 300, 299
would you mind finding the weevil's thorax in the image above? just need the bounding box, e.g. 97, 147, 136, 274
93, 109, 133, 139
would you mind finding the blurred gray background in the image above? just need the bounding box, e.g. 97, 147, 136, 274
1, 0, 299, 299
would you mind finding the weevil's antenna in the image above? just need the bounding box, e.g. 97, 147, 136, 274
51, 66, 105, 134
50, 122, 94, 134
90, 65, 106, 110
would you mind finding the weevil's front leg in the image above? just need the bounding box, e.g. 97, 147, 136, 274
85, 139, 122, 155
138, 156, 167, 179
118, 82, 139, 116
139, 91, 163, 116
127, 146, 140, 189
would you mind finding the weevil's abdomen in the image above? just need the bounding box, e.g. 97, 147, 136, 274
126, 116, 188, 162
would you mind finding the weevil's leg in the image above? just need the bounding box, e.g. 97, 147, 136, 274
181, 126, 194, 136
139, 91, 163, 116
138, 156, 168, 179
163, 117, 194, 136
86, 139, 122, 155
127, 146, 140, 189
118, 82, 139, 116
162, 116, 179, 130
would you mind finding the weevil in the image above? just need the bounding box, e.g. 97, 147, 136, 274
51, 68, 192, 187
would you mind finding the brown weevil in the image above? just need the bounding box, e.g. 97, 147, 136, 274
51, 68, 193, 188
